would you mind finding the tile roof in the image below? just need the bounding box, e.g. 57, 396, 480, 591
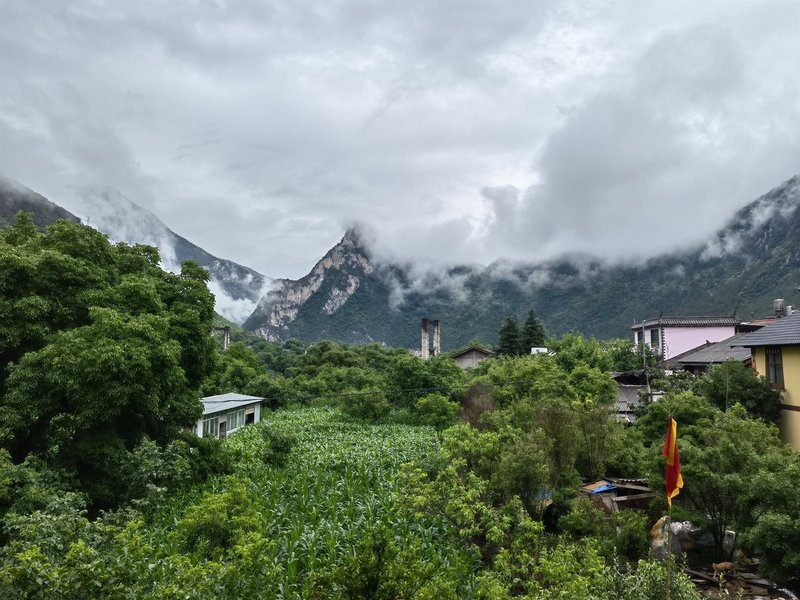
731, 312, 800, 347
451, 345, 496, 358
201, 392, 264, 416
631, 316, 740, 330
676, 334, 752, 365
616, 385, 646, 412
659, 342, 714, 370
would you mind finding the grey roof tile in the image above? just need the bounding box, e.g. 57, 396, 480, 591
630, 316, 739, 330
676, 334, 752, 365
732, 312, 800, 347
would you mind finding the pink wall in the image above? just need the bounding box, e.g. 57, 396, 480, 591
661, 326, 736, 360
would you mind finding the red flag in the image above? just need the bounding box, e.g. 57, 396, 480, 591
662, 416, 684, 506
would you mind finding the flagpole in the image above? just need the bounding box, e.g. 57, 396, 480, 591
666, 501, 672, 600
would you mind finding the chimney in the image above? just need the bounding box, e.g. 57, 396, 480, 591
774, 298, 786, 317
432, 320, 441, 357
421, 319, 430, 359
223, 326, 231, 351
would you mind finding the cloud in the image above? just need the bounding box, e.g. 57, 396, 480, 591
207, 279, 261, 324
481, 15, 800, 264
0, 0, 798, 279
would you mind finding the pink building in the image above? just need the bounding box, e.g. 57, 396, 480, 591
630, 316, 740, 360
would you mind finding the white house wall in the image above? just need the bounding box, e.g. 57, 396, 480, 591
662, 326, 737, 360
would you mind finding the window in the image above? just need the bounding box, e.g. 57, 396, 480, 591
227, 409, 245, 432
635, 331, 642, 344
650, 328, 659, 347
202, 417, 219, 438
765, 348, 784, 389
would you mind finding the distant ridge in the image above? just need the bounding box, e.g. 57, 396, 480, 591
73, 188, 269, 323
241, 175, 800, 348
0, 178, 80, 228
0, 181, 268, 324
5, 174, 800, 348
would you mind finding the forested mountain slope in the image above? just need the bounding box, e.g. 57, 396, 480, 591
5, 175, 799, 348
243, 175, 800, 348
0, 178, 80, 228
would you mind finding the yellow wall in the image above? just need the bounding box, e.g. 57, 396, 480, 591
752, 346, 800, 449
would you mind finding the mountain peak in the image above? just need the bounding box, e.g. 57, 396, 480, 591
243, 227, 374, 339
338, 226, 370, 254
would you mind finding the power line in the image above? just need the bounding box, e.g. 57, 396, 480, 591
259, 377, 543, 405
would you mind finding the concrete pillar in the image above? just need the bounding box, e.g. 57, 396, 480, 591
432, 320, 441, 357
421, 319, 429, 359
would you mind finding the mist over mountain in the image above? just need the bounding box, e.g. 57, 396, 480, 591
0, 180, 269, 324
71, 188, 271, 323
0, 178, 80, 228
243, 175, 800, 348
4, 175, 800, 347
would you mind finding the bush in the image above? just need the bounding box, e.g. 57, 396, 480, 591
175, 430, 234, 482
559, 498, 649, 563
610, 559, 702, 600
261, 427, 295, 467
611, 510, 650, 562
119, 437, 192, 503
173, 479, 262, 559
415, 393, 460, 430
341, 392, 391, 422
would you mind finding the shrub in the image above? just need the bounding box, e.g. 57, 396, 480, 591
341, 392, 391, 422
261, 427, 295, 467
415, 393, 460, 430
174, 479, 261, 559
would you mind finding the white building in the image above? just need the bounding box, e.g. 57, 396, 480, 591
196, 392, 264, 439
630, 316, 740, 361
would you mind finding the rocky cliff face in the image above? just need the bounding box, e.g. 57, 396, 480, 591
240, 175, 800, 348
243, 229, 373, 339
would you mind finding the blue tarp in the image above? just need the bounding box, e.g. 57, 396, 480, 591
590, 483, 616, 494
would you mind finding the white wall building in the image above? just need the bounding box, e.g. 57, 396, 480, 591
630, 316, 740, 361
196, 392, 264, 439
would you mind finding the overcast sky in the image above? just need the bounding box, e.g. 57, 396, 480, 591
1, 0, 799, 278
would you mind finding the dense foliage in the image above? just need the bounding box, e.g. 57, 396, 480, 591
1, 214, 797, 596
0, 215, 216, 509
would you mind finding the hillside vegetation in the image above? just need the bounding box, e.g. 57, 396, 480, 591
2, 214, 799, 598
245, 176, 800, 347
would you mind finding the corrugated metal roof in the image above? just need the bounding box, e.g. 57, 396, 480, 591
732, 312, 800, 347
630, 316, 740, 330
201, 392, 264, 416
676, 334, 752, 365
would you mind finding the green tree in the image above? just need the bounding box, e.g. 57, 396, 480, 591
497, 316, 522, 356
549, 333, 613, 372
0, 217, 216, 508
656, 405, 787, 558
414, 393, 460, 430
603, 337, 661, 375
385, 354, 464, 408
694, 361, 782, 422
741, 451, 800, 582
520, 309, 546, 350
632, 390, 717, 446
